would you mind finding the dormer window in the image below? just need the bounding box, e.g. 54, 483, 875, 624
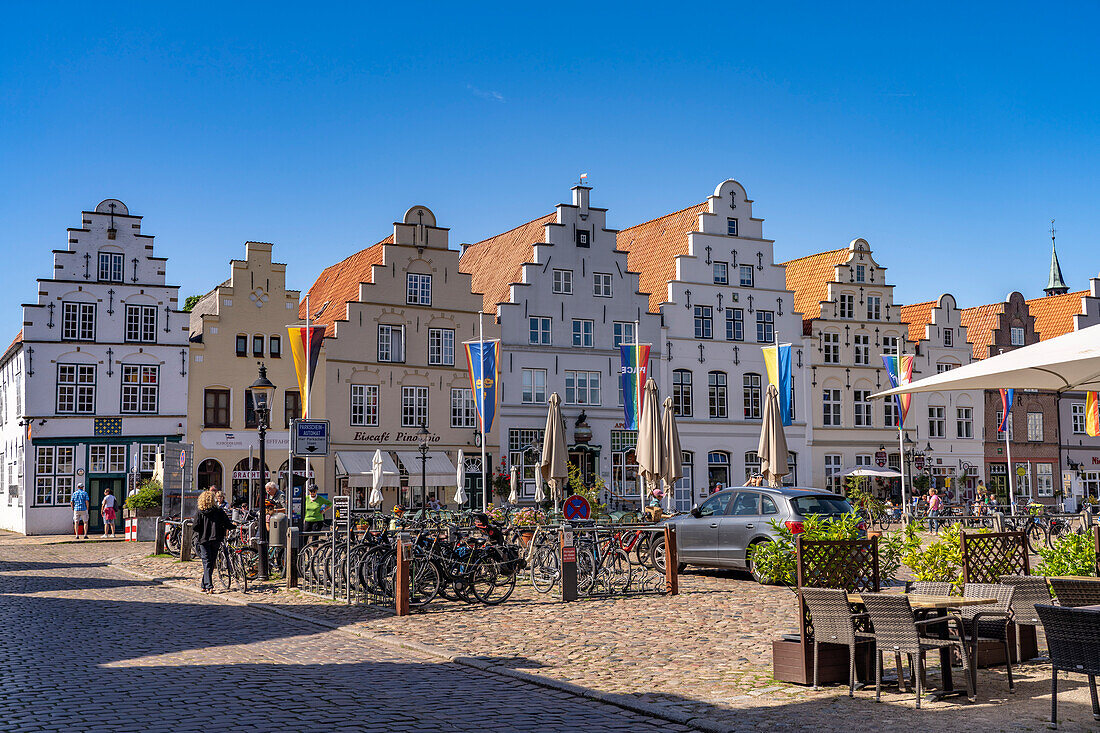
98, 252, 123, 282
943, 328, 953, 347
406, 273, 432, 306
576, 229, 590, 247
1010, 326, 1025, 346
855, 265, 866, 282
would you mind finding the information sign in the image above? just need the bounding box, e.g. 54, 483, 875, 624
293, 420, 330, 457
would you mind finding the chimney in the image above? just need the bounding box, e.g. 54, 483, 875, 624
572, 185, 591, 212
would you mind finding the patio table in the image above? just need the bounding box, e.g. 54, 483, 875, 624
1045, 575, 1100, 581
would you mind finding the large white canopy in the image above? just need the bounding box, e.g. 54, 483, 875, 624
872, 322, 1100, 398
843, 466, 902, 478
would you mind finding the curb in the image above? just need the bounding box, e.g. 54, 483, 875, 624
109, 562, 725, 732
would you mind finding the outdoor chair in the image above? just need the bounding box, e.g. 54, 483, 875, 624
908, 581, 953, 596
861, 592, 975, 708
1050, 577, 1100, 608
1034, 604, 1100, 728
999, 574, 1053, 657
957, 583, 1015, 692
801, 587, 875, 696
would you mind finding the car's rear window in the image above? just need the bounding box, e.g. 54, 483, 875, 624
790, 495, 854, 516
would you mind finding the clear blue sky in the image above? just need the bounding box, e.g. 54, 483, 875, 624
3, 2, 1099, 338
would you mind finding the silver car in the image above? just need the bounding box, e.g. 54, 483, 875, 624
657, 486, 857, 581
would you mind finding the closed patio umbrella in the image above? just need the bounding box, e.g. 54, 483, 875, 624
758, 384, 789, 487
369, 449, 385, 508
454, 450, 468, 506
660, 395, 683, 512
539, 392, 569, 514
636, 378, 664, 511
508, 465, 519, 505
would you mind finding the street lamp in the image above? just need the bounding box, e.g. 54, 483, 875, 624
417, 423, 430, 512
250, 363, 276, 581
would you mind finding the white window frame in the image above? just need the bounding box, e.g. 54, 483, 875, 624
694, 306, 713, 340
1027, 411, 1043, 442
552, 269, 573, 295
854, 390, 872, 427
62, 302, 96, 341
866, 295, 882, 320
428, 328, 455, 366
956, 407, 973, 438
565, 371, 601, 405
1072, 402, 1086, 434
853, 334, 870, 365
400, 386, 429, 428
450, 387, 476, 428
823, 389, 841, 427
824, 454, 843, 492
98, 252, 124, 282
521, 369, 546, 404
726, 308, 744, 341
1010, 327, 1025, 346
571, 319, 594, 348
613, 322, 636, 348
943, 328, 953, 347
406, 273, 432, 306
823, 332, 840, 364
56, 364, 95, 414
708, 371, 728, 419
712, 262, 728, 285
377, 325, 405, 363
125, 304, 158, 343
756, 311, 774, 343
839, 294, 855, 319
593, 272, 613, 297
739, 265, 754, 288
120, 364, 159, 414
350, 384, 380, 427
529, 317, 551, 345
743, 373, 761, 419
672, 369, 693, 417
928, 405, 946, 438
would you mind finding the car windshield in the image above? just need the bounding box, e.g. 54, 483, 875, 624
790, 495, 854, 516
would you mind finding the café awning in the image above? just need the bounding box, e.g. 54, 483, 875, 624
396, 451, 459, 488
336, 450, 399, 488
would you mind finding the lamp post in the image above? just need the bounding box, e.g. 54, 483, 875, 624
250, 363, 276, 581
417, 423, 430, 512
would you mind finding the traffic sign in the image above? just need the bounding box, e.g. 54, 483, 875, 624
179, 450, 187, 469
562, 494, 591, 521
1016, 466, 1027, 476
293, 419, 330, 457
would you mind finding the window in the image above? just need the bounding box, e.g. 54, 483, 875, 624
120, 365, 158, 414
744, 451, 761, 481
823, 389, 841, 426
613, 321, 636, 347
996, 411, 1015, 439
882, 336, 898, 354
377, 325, 405, 362
593, 272, 612, 297
283, 390, 301, 428
1014, 463, 1031, 498
739, 265, 754, 288
726, 308, 744, 341
956, 407, 973, 438
269, 335, 281, 358
823, 332, 840, 364
784, 452, 798, 486
204, 388, 230, 428
565, 371, 601, 405
1010, 327, 1025, 346
529, 317, 551, 345
244, 390, 258, 429
937, 362, 956, 373
866, 296, 881, 320
428, 328, 455, 366
743, 373, 761, 419
98, 252, 123, 282
612, 430, 641, 499
34, 445, 75, 506
56, 364, 95, 414
140, 444, 158, 472
943, 328, 953, 347
713, 262, 728, 285
853, 334, 869, 365
509, 427, 546, 492
401, 386, 429, 428
855, 454, 872, 468
1073, 403, 1086, 434
839, 294, 855, 319
553, 269, 573, 294
824, 454, 843, 492
350, 384, 380, 426
451, 388, 476, 428
109, 445, 126, 473
928, 406, 946, 438
884, 398, 899, 428
252, 334, 264, 357
756, 311, 774, 343
672, 369, 693, 417
576, 229, 590, 247
235, 334, 248, 357
854, 390, 872, 427
406, 273, 432, 306
674, 451, 694, 511
62, 302, 96, 341
197, 458, 222, 491
571, 319, 594, 347
708, 451, 731, 490
124, 305, 157, 343
855, 265, 866, 282
1036, 463, 1054, 497
708, 371, 727, 419
694, 306, 713, 339
1027, 412, 1043, 442
89, 445, 107, 473
727, 218, 738, 236
521, 369, 546, 404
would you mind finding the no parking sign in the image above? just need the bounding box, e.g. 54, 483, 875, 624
562, 494, 591, 521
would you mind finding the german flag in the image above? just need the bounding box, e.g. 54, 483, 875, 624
288, 325, 325, 417
1087, 391, 1100, 437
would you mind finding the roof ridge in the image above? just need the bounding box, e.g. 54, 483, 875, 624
618, 200, 707, 234
467, 212, 555, 247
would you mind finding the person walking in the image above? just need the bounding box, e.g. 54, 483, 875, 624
100, 487, 118, 538
192, 488, 235, 593
302, 484, 332, 533
927, 487, 943, 533
71, 482, 90, 539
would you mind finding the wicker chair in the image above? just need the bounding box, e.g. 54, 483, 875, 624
802, 587, 875, 696
1034, 604, 1100, 728
958, 583, 1014, 691
908, 581, 954, 596
1049, 577, 1100, 608
861, 592, 975, 708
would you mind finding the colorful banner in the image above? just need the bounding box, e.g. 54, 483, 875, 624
288, 325, 325, 417
999, 388, 1015, 432
619, 343, 652, 430
881, 354, 915, 426
464, 339, 501, 434
761, 343, 793, 426
1086, 392, 1099, 437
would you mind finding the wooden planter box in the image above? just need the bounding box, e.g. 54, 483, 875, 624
773, 636, 874, 685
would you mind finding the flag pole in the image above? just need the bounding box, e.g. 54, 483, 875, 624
1005, 413, 1016, 516
897, 339, 910, 522
303, 294, 311, 526
479, 311, 488, 513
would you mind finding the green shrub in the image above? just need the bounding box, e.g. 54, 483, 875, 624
749, 512, 874, 588
124, 479, 162, 510
1037, 531, 1098, 577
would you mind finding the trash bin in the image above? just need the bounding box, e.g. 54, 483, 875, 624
268, 512, 288, 546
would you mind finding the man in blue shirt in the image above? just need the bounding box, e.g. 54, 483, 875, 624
71, 482, 90, 539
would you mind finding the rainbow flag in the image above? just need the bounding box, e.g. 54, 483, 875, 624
464, 340, 501, 434
999, 388, 1015, 432
881, 354, 915, 426
288, 325, 325, 417
1086, 392, 1100, 437
761, 344, 792, 426
619, 343, 651, 430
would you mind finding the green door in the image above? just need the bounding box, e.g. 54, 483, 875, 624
87, 478, 123, 534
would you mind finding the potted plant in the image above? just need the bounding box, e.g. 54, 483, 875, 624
123, 479, 162, 541
510, 507, 546, 545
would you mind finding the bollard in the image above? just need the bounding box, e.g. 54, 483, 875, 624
993, 511, 1005, 533
179, 519, 193, 562
560, 526, 578, 602
286, 525, 298, 590
664, 525, 679, 596
394, 537, 411, 616
154, 518, 166, 555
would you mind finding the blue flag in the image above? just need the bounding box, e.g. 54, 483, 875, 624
464, 340, 500, 434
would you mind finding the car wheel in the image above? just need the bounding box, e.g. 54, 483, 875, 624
747, 540, 773, 584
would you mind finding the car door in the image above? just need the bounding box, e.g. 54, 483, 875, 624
677, 491, 733, 563
718, 491, 762, 566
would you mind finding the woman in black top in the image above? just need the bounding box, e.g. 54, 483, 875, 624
193, 489, 236, 593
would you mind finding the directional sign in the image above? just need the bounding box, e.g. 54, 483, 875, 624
562, 494, 591, 521
293, 419, 330, 457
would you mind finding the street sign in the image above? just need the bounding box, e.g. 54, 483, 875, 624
562, 494, 591, 521
179, 450, 187, 469
293, 419, 330, 457
1016, 466, 1027, 476
875, 451, 887, 468
332, 495, 350, 529
561, 546, 577, 563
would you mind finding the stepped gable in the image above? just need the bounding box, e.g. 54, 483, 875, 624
898, 300, 936, 343
779, 247, 851, 324
1026, 289, 1088, 340
458, 213, 556, 315
616, 202, 709, 313
299, 235, 393, 329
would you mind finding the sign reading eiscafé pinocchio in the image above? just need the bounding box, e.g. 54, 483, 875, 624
351, 431, 443, 443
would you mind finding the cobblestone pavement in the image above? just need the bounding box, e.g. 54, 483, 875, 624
7, 534, 1100, 731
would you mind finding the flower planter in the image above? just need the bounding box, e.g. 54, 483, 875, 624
123, 507, 160, 541
518, 529, 536, 547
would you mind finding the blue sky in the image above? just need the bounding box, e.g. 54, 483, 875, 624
2, 2, 1099, 337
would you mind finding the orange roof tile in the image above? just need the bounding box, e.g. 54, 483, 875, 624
780, 247, 852, 322
1026, 290, 1088, 341
616, 202, 709, 312
959, 302, 1005, 359
899, 300, 936, 342
459, 213, 556, 315
299, 235, 393, 329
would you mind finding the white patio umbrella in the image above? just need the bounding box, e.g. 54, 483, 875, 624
660, 396, 683, 513
508, 465, 519, 505
636, 378, 664, 511
757, 384, 789, 487
368, 449, 385, 508
539, 392, 569, 514
454, 449, 468, 506
843, 466, 903, 478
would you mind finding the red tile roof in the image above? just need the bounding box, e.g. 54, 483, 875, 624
959, 302, 1006, 359
299, 236, 393, 328
898, 300, 936, 342
616, 202, 709, 312
1026, 290, 1088, 341
459, 213, 556, 315
780, 247, 852, 323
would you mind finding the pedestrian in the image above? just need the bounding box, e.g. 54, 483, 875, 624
192, 487, 235, 594
303, 483, 332, 533
71, 482, 90, 539
263, 481, 285, 513
927, 488, 943, 533
100, 487, 117, 538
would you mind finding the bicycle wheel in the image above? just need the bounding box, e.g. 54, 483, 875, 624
606, 548, 633, 594
1026, 523, 1045, 553
530, 544, 560, 594
165, 527, 181, 557
409, 558, 442, 608
215, 548, 233, 590
236, 552, 249, 593
240, 548, 260, 580
470, 553, 516, 605
648, 535, 667, 574
576, 547, 596, 595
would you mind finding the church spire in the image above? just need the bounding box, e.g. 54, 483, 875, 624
1045, 219, 1068, 296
